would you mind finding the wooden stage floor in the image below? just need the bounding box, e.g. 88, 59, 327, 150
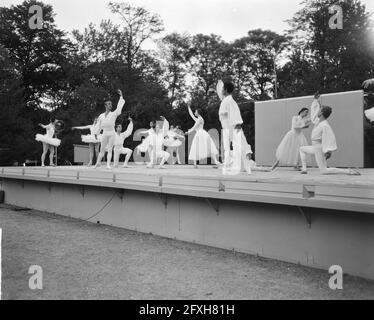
1, 164, 373, 213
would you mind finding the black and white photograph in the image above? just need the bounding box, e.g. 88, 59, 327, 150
0, 0, 374, 305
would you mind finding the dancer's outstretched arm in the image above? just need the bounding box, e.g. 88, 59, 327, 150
121, 118, 134, 139
114, 89, 125, 116
72, 125, 91, 130
38, 123, 50, 129
187, 105, 198, 122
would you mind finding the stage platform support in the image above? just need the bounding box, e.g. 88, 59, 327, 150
1, 166, 373, 280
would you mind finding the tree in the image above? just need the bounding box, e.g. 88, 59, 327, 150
287, 0, 374, 93
0, 0, 72, 109
158, 32, 191, 107
107, 1, 164, 82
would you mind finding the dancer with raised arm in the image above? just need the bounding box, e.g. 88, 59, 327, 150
94, 89, 125, 169
72, 117, 101, 166
217, 80, 244, 174
113, 117, 134, 168
271, 108, 310, 171
35, 117, 61, 167
299, 106, 360, 175
310, 92, 321, 126
186, 105, 220, 169
147, 118, 170, 169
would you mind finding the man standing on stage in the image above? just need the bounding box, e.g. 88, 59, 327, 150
217, 80, 244, 174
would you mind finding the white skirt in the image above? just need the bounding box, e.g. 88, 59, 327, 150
164, 137, 182, 148
275, 130, 308, 166
365, 107, 374, 122
188, 129, 218, 161
35, 134, 61, 147
81, 134, 100, 144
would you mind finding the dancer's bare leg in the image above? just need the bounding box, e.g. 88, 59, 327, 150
88, 143, 94, 166
271, 160, 279, 171
41, 142, 48, 167
94, 135, 110, 168
49, 145, 55, 166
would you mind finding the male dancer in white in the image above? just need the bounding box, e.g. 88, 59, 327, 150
113, 117, 134, 168
299, 106, 360, 175
94, 89, 125, 169
147, 118, 170, 169
217, 80, 244, 174
310, 91, 321, 126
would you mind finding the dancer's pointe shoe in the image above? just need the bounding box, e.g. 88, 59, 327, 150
106, 165, 112, 170
41, 164, 45, 167
87, 162, 92, 167
348, 169, 361, 176
93, 163, 100, 169
123, 164, 131, 168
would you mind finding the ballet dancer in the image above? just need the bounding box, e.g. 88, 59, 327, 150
271, 108, 310, 171
72, 117, 101, 166
186, 105, 220, 168
146, 119, 170, 169
299, 106, 360, 175
310, 92, 321, 126
136, 121, 156, 161
94, 89, 125, 169
35, 117, 61, 167
163, 119, 184, 165
217, 80, 244, 174
113, 117, 134, 168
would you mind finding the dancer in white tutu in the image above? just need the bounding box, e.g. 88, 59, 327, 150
146, 120, 170, 169
94, 89, 125, 169
186, 105, 220, 168
271, 108, 310, 171
299, 106, 360, 175
162, 118, 184, 165
35, 117, 61, 167
113, 118, 134, 168
72, 117, 101, 166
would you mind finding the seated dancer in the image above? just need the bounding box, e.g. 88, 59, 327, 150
72, 117, 101, 166
186, 104, 220, 168
146, 118, 170, 169
35, 117, 61, 167
271, 108, 310, 171
113, 117, 134, 168
163, 120, 184, 165
94, 89, 125, 169
299, 106, 360, 175
239, 131, 270, 174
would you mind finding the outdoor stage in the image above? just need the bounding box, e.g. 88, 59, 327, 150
1, 165, 374, 280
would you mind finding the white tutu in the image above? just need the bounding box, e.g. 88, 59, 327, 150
365, 107, 374, 122
35, 134, 61, 147
275, 130, 308, 166
164, 137, 182, 148
188, 129, 218, 161
81, 134, 100, 144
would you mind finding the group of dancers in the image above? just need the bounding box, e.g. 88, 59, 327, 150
35, 82, 362, 176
